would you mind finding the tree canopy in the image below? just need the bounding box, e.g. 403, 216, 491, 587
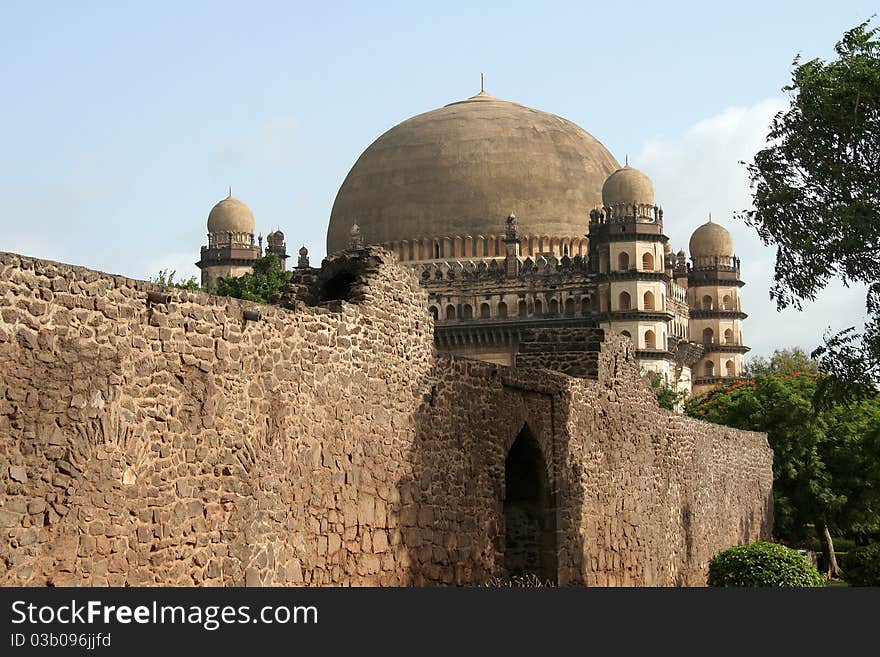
743, 347, 819, 378
686, 372, 880, 576
643, 371, 686, 411
740, 19, 880, 391
214, 253, 292, 304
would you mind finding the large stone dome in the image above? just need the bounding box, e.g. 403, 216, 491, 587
327, 90, 621, 254
207, 195, 255, 235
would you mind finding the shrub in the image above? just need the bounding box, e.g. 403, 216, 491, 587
151, 269, 201, 291
708, 541, 825, 587
214, 253, 291, 303
843, 543, 880, 586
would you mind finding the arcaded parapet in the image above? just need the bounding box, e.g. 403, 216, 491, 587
0, 249, 772, 587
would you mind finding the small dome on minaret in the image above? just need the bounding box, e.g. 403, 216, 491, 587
689, 217, 734, 258
601, 164, 655, 207
207, 190, 255, 234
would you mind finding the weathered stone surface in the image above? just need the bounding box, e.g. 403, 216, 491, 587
8, 466, 27, 483
0, 249, 773, 587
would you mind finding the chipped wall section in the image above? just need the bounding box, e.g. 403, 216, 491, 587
0, 249, 772, 587
399, 341, 773, 587
559, 336, 774, 585
0, 249, 435, 586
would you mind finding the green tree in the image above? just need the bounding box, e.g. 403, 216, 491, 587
739, 19, 880, 392
686, 373, 880, 579
151, 269, 202, 291
743, 347, 819, 378
214, 253, 292, 304
643, 371, 687, 411
843, 543, 880, 586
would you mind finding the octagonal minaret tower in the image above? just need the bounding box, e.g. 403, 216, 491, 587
687, 217, 749, 396
588, 164, 677, 383
196, 191, 261, 292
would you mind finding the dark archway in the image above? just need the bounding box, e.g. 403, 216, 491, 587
504, 425, 557, 582
319, 271, 357, 303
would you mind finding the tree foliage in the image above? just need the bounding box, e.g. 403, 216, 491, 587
743, 347, 818, 378
740, 19, 880, 390
643, 371, 687, 411
214, 253, 292, 304
151, 269, 201, 291
707, 541, 825, 587
842, 543, 880, 586
686, 372, 880, 574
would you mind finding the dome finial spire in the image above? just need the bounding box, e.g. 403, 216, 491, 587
227, 185, 232, 199
480, 72, 484, 93
625, 154, 629, 166
709, 211, 713, 223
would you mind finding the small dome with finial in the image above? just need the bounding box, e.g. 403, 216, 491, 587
689, 216, 734, 258
601, 163, 655, 208
207, 189, 255, 235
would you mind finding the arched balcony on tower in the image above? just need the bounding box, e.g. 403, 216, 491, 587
702, 327, 714, 345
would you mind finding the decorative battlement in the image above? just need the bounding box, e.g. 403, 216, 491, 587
197, 242, 261, 266
689, 255, 741, 271
381, 233, 590, 262
687, 258, 745, 288
412, 253, 591, 283
589, 204, 663, 225
206, 231, 256, 248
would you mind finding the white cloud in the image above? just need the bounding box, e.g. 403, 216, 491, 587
636, 98, 868, 359
216, 114, 299, 166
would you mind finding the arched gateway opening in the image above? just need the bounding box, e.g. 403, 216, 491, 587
504, 425, 557, 582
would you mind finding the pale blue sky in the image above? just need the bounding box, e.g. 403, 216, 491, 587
0, 1, 874, 357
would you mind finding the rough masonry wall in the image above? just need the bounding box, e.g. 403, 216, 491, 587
402, 340, 773, 587
558, 336, 773, 585
516, 326, 603, 378
0, 250, 437, 586
0, 250, 772, 587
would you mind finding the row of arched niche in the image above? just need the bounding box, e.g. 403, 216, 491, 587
600, 251, 660, 273
693, 293, 740, 311
618, 326, 740, 349
702, 359, 737, 377
608, 288, 739, 314
618, 329, 739, 378
430, 296, 591, 321
385, 235, 590, 262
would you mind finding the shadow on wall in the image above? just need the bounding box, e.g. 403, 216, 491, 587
394, 361, 584, 586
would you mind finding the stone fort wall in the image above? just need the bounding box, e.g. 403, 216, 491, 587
0, 249, 772, 586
